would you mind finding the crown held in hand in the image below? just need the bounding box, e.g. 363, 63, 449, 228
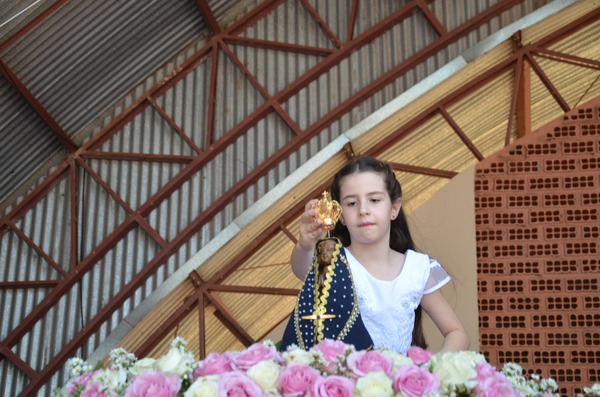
312, 191, 342, 231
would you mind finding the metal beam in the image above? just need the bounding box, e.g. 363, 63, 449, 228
527, 52, 570, 113
208, 291, 255, 347
438, 106, 484, 161
0, 0, 68, 52
9, 3, 600, 396
224, 36, 335, 57
388, 162, 458, 179
299, 0, 342, 48
195, 0, 221, 36
516, 57, 532, 138
0, 60, 78, 153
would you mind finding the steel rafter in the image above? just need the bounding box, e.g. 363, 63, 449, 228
299, 0, 343, 48
0, 0, 68, 52
1, 2, 598, 395
512, 52, 531, 139
527, 51, 570, 112
366, 7, 600, 159
0, 60, 78, 153
195, 0, 221, 36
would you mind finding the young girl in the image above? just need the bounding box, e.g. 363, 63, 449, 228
284, 156, 470, 354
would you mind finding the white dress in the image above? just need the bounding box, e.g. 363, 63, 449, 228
344, 247, 451, 354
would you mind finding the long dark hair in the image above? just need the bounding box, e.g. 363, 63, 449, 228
329, 156, 427, 349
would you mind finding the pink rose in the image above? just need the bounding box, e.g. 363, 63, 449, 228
195, 352, 233, 377
278, 363, 320, 397
393, 365, 440, 397
310, 339, 351, 373
124, 371, 181, 397
474, 362, 498, 380
406, 346, 433, 365
346, 350, 393, 377
474, 373, 521, 397
218, 371, 263, 397
230, 343, 282, 371
311, 375, 354, 397
473, 364, 520, 397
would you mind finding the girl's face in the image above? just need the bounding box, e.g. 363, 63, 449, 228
338, 171, 401, 246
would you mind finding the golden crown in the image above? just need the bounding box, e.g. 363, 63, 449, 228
312, 191, 342, 231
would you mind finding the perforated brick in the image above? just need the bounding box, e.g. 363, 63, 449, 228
509, 296, 540, 311
475, 98, 600, 395
509, 261, 540, 275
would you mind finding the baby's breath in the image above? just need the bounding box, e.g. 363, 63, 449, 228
66, 357, 92, 377
578, 383, 600, 397
109, 347, 137, 371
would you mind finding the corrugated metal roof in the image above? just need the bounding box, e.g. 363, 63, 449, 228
2, 0, 591, 395
0, 76, 65, 203
0, 0, 54, 40
2, 0, 206, 135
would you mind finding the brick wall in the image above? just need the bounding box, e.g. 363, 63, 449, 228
475, 97, 600, 396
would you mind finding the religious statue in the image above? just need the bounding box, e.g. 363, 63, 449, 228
279, 192, 373, 351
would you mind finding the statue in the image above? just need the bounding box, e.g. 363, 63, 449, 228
279, 192, 373, 351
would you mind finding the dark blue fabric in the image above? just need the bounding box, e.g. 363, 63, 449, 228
280, 238, 373, 351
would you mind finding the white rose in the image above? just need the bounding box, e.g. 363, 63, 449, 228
430, 351, 485, 387
382, 350, 413, 372
246, 360, 281, 392
355, 371, 393, 397
282, 347, 314, 366
156, 346, 195, 375
129, 357, 157, 376
184, 376, 219, 397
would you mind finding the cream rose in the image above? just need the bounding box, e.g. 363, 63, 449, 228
282, 346, 314, 366
430, 351, 485, 387
155, 345, 195, 375
381, 350, 413, 372
129, 357, 157, 376
184, 376, 219, 397
246, 360, 282, 392
355, 371, 393, 397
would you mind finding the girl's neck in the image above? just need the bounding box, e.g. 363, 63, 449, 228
347, 240, 404, 280
347, 239, 394, 266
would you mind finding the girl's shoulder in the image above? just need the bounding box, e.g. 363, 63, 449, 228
404, 249, 443, 271
405, 249, 432, 263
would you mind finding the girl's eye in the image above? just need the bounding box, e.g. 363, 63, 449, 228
346, 201, 356, 207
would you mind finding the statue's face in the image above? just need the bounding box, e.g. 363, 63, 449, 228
317, 239, 337, 264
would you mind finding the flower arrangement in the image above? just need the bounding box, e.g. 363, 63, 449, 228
55, 337, 600, 397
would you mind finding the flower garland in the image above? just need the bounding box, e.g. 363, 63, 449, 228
55, 338, 600, 397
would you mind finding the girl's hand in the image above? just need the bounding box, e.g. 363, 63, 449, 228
291, 199, 325, 279
297, 199, 324, 250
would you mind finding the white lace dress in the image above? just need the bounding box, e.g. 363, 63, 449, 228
344, 248, 451, 354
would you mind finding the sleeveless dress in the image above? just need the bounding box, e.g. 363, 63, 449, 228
344, 248, 451, 354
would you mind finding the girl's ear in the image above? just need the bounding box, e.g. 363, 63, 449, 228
391, 198, 402, 220
340, 214, 346, 225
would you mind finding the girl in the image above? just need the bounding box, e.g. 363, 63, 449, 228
287, 156, 470, 354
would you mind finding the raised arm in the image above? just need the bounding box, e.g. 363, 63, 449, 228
290, 199, 325, 280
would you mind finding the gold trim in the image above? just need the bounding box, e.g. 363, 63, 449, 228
312, 240, 340, 343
